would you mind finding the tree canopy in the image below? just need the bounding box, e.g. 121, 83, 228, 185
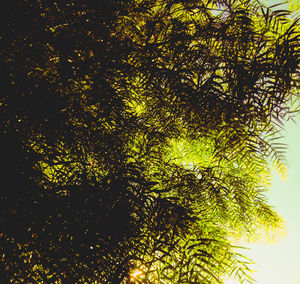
0, 0, 299, 283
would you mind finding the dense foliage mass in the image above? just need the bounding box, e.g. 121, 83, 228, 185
1, 0, 299, 282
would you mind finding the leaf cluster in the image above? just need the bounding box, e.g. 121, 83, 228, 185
0, 0, 299, 283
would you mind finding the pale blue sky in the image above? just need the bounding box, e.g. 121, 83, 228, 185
246, 117, 300, 284
224, 116, 300, 284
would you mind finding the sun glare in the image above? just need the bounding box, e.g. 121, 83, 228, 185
130, 269, 144, 281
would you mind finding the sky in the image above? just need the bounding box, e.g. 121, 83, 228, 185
225, 115, 300, 284
247, 117, 300, 284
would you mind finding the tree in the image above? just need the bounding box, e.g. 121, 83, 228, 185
0, 0, 299, 282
